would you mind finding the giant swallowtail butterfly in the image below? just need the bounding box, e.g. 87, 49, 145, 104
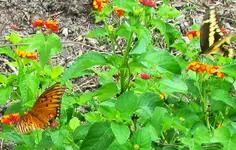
200, 6, 236, 58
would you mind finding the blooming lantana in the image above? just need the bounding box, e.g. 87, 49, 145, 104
32, 19, 45, 28
140, 73, 151, 80
186, 30, 200, 40
187, 61, 225, 78
139, 0, 156, 7
160, 93, 166, 100
45, 20, 59, 32
1, 113, 20, 125
32, 19, 59, 33
113, 6, 125, 17
15, 49, 38, 60
93, 0, 109, 12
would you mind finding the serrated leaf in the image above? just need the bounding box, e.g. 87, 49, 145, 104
95, 82, 118, 102
80, 122, 115, 150
131, 128, 151, 149
211, 89, 236, 108
115, 91, 138, 115
159, 77, 188, 93
62, 52, 108, 83
111, 122, 130, 144
50, 129, 69, 147
144, 50, 181, 74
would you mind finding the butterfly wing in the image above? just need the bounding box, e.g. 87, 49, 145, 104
16, 112, 46, 134
200, 6, 224, 54
16, 83, 66, 134
200, 6, 236, 57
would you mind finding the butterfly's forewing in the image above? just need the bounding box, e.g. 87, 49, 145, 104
200, 6, 236, 57
16, 83, 66, 134
200, 6, 224, 54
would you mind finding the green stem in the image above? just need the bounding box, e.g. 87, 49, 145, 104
120, 31, 133, 94
198, 74, 211, 132
66, 136, 80, 150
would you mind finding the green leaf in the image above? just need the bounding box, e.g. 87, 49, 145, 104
144, 50, 181, 74
159, 76, 188, 93
51, 66, 64, 79
137, 93, 162, 121
211, 89, 236, 108
0, 74, 7, 85
130, 26, 151, 54
111, 122, 130, 144
69, 117, 80, 131
36, 136, 54, 150
45, 34, 62, 55
6, 32, 22, 44
95, 82, 118, 102
115, 91, 138, 115
62, 52, 108, 83
86, 27, 108, 38
77, 92, 96, 104
81, 122, 115, 150
50, 129, 69, 147
211, 126, 236, 150
98, 105, 118, 120
157, 5, 181, 19
85, 112, 102, 123
131, 128, 152, 149
221, 64, 236, 77
0, 47, 16, 60
0, 86, 13, 104
151, 19, 181, 47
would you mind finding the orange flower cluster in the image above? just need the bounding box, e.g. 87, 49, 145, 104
160, 93, 166, 100
139, 0, 156, 7
113, 6, 125, 17
1, 113, 20, 125
186, 30, 200, 40
93, 0, 109, 12
32, 19, 59, 32
187, 61, 225, 78
15, 49, 38, 60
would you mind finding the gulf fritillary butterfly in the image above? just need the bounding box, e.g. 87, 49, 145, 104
16, 82, 66, 134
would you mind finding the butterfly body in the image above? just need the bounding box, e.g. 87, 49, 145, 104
200, 6, 236, 58
16, 83, 66, 134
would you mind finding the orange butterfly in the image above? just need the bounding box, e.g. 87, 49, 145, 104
16, 82, 66, 134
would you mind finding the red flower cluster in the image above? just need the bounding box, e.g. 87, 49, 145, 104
186, 30, 200, 40
93, 0, 109, 12
15, 49, 38, 60
1, 113, 20, 125
32, 19, 59, 33
187, 61, 225, 78
139, 0, 156, 7
140, 73, 151, 80
113, 6, 125, 17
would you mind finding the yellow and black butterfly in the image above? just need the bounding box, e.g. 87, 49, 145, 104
200, 6, 236, 58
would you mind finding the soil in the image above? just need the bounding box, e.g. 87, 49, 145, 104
0, 0, 235, 149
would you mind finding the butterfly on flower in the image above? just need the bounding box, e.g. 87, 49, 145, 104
16, 82, 66, 134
